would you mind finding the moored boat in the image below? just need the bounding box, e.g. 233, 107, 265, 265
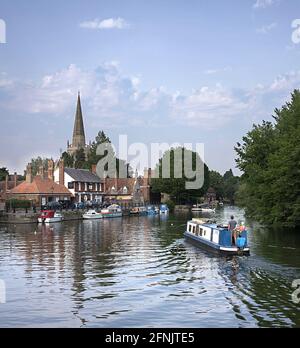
101, 204, 123, 218
130, 206, 148, 216
191, 204, 202, 212
147, 205, 158, 215
38, 210, 63, 223
184, 218, 250, 255
82, 209, 103, 220
201, 207, 215, 214
160, 204, 169, 214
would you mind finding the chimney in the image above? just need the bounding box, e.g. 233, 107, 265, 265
38, 165, 45, 178
26, 164, 33, 183
59, 159, 65, 186
14, 172, 17, 188
48, 159, 54, 181
91, 164, 97, 175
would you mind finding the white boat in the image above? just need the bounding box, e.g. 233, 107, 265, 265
191, 204, 202, 212
83, 209, 103, 220
38, 210, 63, 223
201, 208, 215, 214
101, 204, 123, 218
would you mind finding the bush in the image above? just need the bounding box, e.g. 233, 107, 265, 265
6, 199, 31, 209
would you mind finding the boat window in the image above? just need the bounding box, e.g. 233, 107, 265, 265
200, 228, 203, 236
192, 226, 196, 234
189, 224, 192, 232
204, 230, 206, 236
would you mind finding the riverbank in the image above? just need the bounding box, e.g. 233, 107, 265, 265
0, 210, 84, 224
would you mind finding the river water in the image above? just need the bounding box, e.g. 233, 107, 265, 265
0, 206, 299, 328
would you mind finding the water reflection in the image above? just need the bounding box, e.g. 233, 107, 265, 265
0, 207, 299, 327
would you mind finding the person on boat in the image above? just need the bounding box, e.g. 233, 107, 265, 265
228, 215, 238, 245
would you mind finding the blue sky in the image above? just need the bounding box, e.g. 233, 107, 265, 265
0, 0, 300, 174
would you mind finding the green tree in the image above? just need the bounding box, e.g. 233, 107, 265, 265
209, 170, 224, 199
235, 89, 300, 228
61, 151, 74, 168
29, 157, 51, 176
74, 148, 87, 169
223, 169, 239, 203
151, 147, 209, 204
0, 167, 9, 181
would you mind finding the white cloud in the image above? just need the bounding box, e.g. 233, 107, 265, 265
1, 63, 300, 131
256, 22, 277, 34
253, 0, 275, 9
79, 17, 129, 30
204, 67, 232, 75
170, 85, 248, 128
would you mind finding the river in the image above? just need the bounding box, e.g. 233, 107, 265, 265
0, 206, 299, 328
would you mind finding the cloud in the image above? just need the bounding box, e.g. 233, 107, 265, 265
256, 22, 277, 34
253, 0, 276, 9
1, 63, 300, 131
170, 85, 248, 128
79, 17, 129, 30
204, 67, 232, 75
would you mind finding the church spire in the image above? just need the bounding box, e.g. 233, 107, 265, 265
72, 92, 86, 148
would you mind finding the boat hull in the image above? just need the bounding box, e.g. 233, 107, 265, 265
184, 231, 250, 256
38, 217, 63, 223
82, 214, 103, 220
102, 213, 123, 218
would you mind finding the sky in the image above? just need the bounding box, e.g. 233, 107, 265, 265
0, 0, 300, 175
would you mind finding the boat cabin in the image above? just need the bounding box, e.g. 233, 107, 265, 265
186, 219, 248, 248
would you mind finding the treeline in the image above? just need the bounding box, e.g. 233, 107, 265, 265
150, 147, 239, 204
235, 90, 300, 228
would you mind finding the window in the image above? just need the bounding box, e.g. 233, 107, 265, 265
89, 184, 93, 190
192, 226, 196, 234
189, 224, 192, 232
200, 228, 203, 236
68, 182, 74, 189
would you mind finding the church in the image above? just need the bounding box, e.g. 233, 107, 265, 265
67, 92, 91, 159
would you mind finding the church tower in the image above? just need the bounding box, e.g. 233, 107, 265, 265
67, 93, 90, 158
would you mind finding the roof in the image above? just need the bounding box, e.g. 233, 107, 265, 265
10, 176, 72, 195
73, 93, 85, 139
64, 168, 101, 183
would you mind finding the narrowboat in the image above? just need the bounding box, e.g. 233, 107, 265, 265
38, 210, 63, 223
82, 209, 103, 219
160, 204, 169, 214
101, 204, 123, 218
184, 218, 250, 255
147, 205, 158, 215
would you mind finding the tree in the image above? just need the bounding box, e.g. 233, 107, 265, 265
209, 170, 224, 199
74, 148, 87, 169
87, 130, 132, 178
61, 151, 74, 168
223, 169, 239, 204
151, 147, 209, 204
235, 89, 300, 228
0, 167, 9, 181
29, 157, 51, 176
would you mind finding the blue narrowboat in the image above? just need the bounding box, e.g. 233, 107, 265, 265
184, 219, 250, 255
160, 204, 169, 214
